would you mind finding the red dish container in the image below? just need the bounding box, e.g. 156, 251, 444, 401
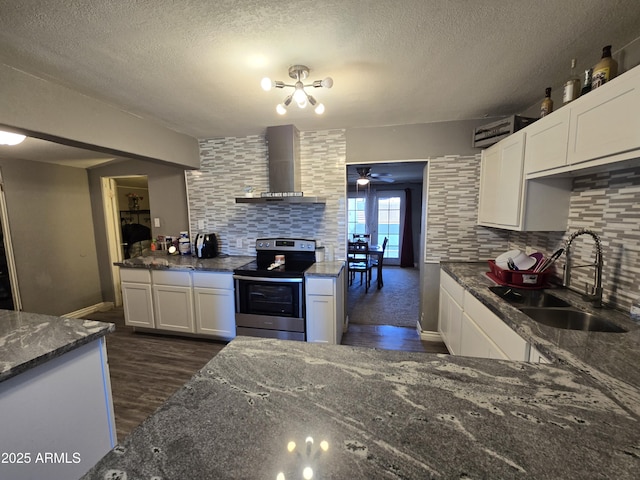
487, 260, 548, 289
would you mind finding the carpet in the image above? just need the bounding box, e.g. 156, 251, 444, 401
347, 266, 420, 328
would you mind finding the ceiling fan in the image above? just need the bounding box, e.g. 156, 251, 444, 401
355, 167, 394, 185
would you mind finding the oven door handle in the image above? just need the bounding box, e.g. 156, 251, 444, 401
233, 275, 304, 284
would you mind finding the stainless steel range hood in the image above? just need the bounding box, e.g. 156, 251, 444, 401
235, 124, 325, 204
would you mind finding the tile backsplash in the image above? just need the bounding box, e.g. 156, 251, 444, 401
187, 129, 346, 258
510, 166, 640, 311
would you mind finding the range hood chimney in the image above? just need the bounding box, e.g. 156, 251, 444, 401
235, 124, 325, 204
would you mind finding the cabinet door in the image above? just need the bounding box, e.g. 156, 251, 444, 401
306, 294, 336, 343
568, 67, 640, 165
524, 108, 570, 174
153, 285, 195, 333
193, 287, 236, 339
438, 287, 462, 355
121, 282, 154, 328
478, 132, 525, 228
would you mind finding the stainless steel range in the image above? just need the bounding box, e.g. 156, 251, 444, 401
233, 238, 316, 341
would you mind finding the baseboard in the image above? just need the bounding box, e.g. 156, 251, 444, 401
64, 302, 115, 319
417, 321, 442, 342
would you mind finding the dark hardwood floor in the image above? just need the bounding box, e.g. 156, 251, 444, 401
85, 307, 448, 441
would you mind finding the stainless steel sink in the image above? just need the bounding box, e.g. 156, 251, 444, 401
488, 286, 571, 308
519, 307, 627, 333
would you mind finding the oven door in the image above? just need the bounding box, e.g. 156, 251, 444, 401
234, 275, 303, 319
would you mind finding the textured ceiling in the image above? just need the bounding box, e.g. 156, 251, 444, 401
1, 0, 640, 142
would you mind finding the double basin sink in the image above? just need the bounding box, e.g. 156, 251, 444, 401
488, 286, 627, 333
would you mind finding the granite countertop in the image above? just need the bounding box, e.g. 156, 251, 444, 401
115, 253, 255, 272
305, 260, 345, 277
0, 310, 114, 383
441, 261, 640, 415
83, 336, 640, 479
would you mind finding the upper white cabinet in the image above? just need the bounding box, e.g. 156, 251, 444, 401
478, 130, 570, 231
567, 65, 640, 166
524, 107, 570, 174
478, 131, 525, 228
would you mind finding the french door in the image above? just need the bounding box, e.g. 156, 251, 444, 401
347, 192, 402, 265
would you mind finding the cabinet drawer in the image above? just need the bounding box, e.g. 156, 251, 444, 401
119, 268, 151, 283
192, 271, 234, 289
463, 291, 527, 361
152, 270, 192, 287
306, 277, 334, 296
440, 270, 464, 305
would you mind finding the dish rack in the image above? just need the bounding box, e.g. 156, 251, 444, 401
487, 260, 548, 289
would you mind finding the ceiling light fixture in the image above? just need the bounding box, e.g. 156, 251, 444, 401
0, 130, 26, 146
261, 65, 333, 116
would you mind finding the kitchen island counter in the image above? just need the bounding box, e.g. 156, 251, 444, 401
83, 336, 640, 479
0, 309, 114, 382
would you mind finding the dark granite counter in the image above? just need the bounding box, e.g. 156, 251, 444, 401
441, 261, 640, 415
304, 260, 345, 277
115, 253, 254, 272
0, 310, 114, 383
83, 336, 640, 479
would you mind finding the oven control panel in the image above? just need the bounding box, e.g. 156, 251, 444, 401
255, 238, 316, 252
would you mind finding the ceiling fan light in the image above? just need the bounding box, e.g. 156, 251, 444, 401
356, 177, 370, 186
260, 77, 274, 91
314, 103, 325, 115
0, 131, 26, 146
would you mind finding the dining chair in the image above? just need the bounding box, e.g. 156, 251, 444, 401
347, 241, 373, 292
371, 237, 388, 289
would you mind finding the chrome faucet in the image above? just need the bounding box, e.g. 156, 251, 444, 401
562, 228, 604, 308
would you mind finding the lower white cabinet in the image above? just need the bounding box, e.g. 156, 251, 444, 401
438, 271, 464, 355
193, 271, 236, 339
152, 270, 195, 333
120, 268, 235, 339
305, 268, 345, 344
439, 269, 531, 362
121, 268, 155, 328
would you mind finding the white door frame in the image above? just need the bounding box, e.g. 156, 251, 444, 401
0, 168, 22, 310
102, 177, 124, 307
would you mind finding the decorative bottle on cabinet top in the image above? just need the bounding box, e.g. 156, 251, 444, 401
591, 45, 618, 89
562, 58, 581, 104
581, 68, 593, 96
540, 87, 553, 117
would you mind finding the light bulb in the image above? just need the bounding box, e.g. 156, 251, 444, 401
314, 103, 325, 115
302, 467, 313, 480
293, 88, 307, 108
0, 131, 26, 146
276, 104, 287, 115
261, 77, 273, 91
321, 77, 333, 88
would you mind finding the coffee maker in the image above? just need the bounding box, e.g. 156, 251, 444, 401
194, 233, 218, 258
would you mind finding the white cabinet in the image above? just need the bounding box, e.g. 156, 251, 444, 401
568, 65, 640, 166
478, 131, 525, 228
193, 272, 236, 340
438, 270, 463, 355
528, 345, 551, 364
478, 130, 571, 232
439, 269, 531, 362
152, 270, 195, 333
120, 268, 154, 328
462, 290, 528, 361
524, 107, 570, 174
306, 269, 345, 344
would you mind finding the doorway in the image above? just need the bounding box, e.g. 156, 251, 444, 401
102, 175, 151, 307
345, 161, 427, 329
